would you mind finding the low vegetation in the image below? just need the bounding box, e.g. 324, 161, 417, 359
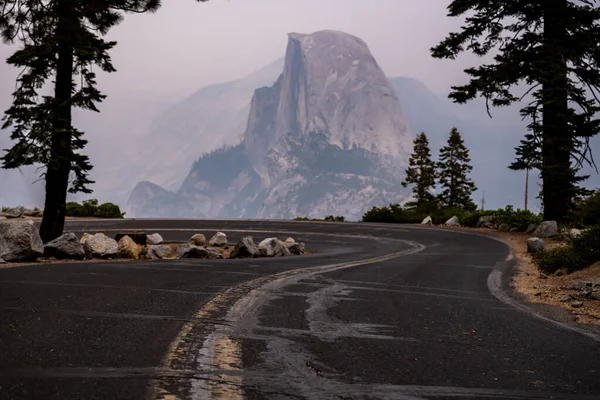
567, 189, 600, 229
294, 215, 346, 222
362, 204, 542, 231
65, 199, 125, 219
533, 226, 600, 275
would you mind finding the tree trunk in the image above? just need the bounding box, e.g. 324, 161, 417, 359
541, 0, 572, 222
39, 1, 75, 243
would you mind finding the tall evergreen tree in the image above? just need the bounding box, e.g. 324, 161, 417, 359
437, 128, 477, 211
0, 0, 208, 242
431, 0, 600, 222
402, 132, 437, 208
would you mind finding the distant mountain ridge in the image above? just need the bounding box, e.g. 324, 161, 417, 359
3, 30, 598, 213
127, 30, 414, 220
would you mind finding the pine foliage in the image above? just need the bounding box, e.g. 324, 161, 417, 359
431, 0, 600, 221
0, 0, 208, 241
402, 132, 437, 207
436, 128, 477, 211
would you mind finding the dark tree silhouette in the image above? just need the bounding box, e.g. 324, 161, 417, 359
431, 0, 600, 221
437, 128, 477, 211
0, 0, 209, 242
402, 132, 437, 208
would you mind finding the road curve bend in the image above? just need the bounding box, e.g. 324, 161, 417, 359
0, 219, 598, 400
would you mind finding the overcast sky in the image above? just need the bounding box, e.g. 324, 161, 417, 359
0, 0, 507, 209
1, 0, 475, 104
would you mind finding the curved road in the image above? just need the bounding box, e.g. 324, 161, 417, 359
0, 219, 599, 400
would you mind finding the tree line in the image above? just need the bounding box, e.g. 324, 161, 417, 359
1, 0, 600, 242
401, 127, 477, 214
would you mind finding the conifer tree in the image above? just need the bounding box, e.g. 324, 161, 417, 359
437, 128, 477, 211
431, 0, 600, 222
0, 0, 208, 242
402, 132, 437, 208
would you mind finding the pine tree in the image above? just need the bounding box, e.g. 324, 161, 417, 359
437, 128, 477, 211
431, 0, 600, 222
0, 0, 208, 242
401, 132, 437, 209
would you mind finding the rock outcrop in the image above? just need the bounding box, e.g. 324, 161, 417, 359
258, 238, 291, 257
44, 233, 85, 260
230, 236, 260, 259
117, 236, 140, 259
527, 237, 545, 254
147, 244, 173, 260
0, 220, 44, 262
147, 233, 163, 245
533, 221, 558, 238
177, 243, 223, 259
209, 232, 228, 247
83, 233, 118, 258
127, 30, 413, 221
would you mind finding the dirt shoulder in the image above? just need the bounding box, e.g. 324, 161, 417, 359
445, 226, 600, 326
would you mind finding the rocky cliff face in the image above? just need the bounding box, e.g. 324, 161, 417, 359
127, 30, 414, 220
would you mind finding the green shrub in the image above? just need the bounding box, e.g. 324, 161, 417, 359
362, 203, 445, 224
460, 210, 498, 227
361, 203, 542, 232
532, 246, 580, 274
533, 226, 600, 274
66, 202, 87, 217
569, 225, 600, 266
493, 205, 542, 231
568, 189, 600, 228
81, 199, 98, 216
95, 202, 125, 218
65, 199, 124, 218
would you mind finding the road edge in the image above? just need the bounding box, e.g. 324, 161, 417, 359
389, 224, 600, 342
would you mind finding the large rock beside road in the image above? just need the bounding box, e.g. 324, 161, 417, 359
115, 232, 147, 246
532, 221, 558, 238
444, 216, 460, 226
147, 244, 173, 260
0, 220, 44, 262
3, 207, 23, 219
527, 237, 545, 254
22, 208, 42, 217
178, 243, 223, 259
421, 216, 433, 225
230, 236, 260, 259
209, 232, 228, 247
80, 233, 92, 245
476, 215, 498, 229
83, 233, 118, 258
286, 242, 306, 256
117, 235, 140, 259
147, 233, 163, 245
44, 233, 85, 260
258, 238, 291, 257
188, 234, 206, 246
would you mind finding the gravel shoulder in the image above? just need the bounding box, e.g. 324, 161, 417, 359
444, 225, 600, 327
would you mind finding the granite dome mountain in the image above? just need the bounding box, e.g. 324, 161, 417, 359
127, 30, 414, 220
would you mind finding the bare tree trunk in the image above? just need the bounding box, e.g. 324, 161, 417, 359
541, 0, 572, 222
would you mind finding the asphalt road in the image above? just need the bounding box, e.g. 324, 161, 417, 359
0, 219, 599, 400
